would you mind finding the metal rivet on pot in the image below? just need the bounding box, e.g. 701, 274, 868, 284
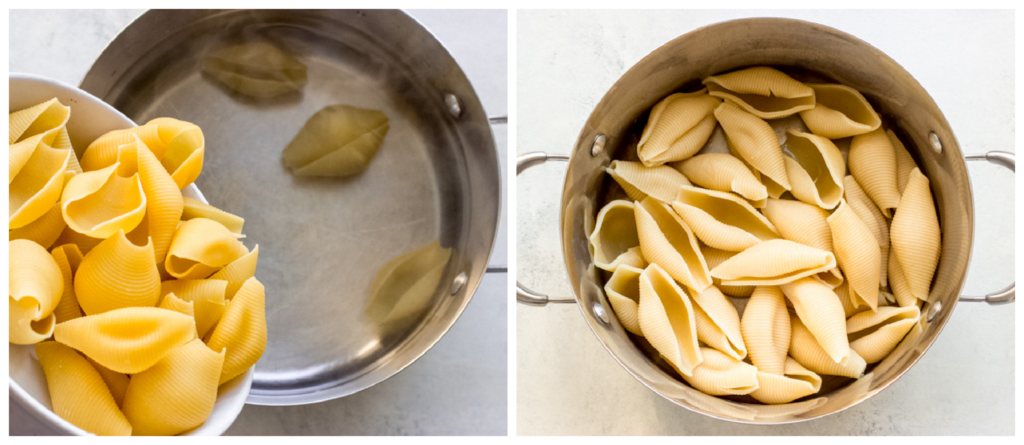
927, 301, 942, 321
450, 272, 467, 295
591, 134, 606, 157
593, 303, 608, 324
928, 132, 942, 154
445, 93, 462, 119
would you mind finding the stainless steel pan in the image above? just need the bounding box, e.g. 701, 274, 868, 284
517, 18, 1013, 423
81, 9, 501, 406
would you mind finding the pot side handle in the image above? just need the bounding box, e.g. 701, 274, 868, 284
516, 152, 576, 306
960, 151, 1015, 305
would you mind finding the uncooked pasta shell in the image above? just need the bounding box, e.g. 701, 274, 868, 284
133, 136, 184, 261
789, 315, 866, 378
147, 117, 206, 189
53, 307, 196, 374
847, 306, 921, 364
673, 153, 768, 201
10, 98, 70, 144
702, 67, 815, 119
84, 356, 129, 409
181, 196, 244, 234
160, 280, 227, 339
783, 130, 845, 209
10, 141, 70, 229
780, 277, 850, 364
158, 293, 196, 321
210, 245, 260, 300
51, 244, 84, 324
10, 133, 45, 184
634, 197, 712, 292
848, 128, 900, 217
35, 341, 132, 436
887, 251, 918, 308
604, 264, 644, 336
206, 277, 268, 385
844, 175, 890, 287
826, 199, 880, 311
607, 160, 691, 203
282, 104, 389, 177
798, 83, 881, 139
750, 358, 822, 404
741, 286, 790, 375
890, 168, 941, 302
681, 347, 759, 396
888, 129, 917, 195
637, 264, 702, 376
671, 185, 779, 252
165, 218, 249, 279
9, 239, 63, 344
9, 202, 66, 249
60, 163, 147, 239
202, 41, 308, 98
761, 198, 832, 253
637, 90, 720, 166
689, 285, 746, 360
700, 244, 754, 297
75, 231, 161, 315
714, 101, 791, 191
709, 239, 836, 286
81, 124, 166, 171
52, 224, 105, 255
834, 282, 858, 318
589, 200, 641, 271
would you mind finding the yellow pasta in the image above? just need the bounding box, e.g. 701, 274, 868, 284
848, 128, 900, 217
75, 230, 161, 315
700, 244, 754, 297
122, 339, 225, 435
714, 101, 791, 192
702, 67, 815, 119
637, 89, 720, 166
149, 117, 205, 189
888, 129, 917, 195
10, 140, 70, 229
709, 239, 836, 286
741, 286, 790, 375
9, 98, 70, 144
606, 160, 691, 203
282, 105, 389, 177
160, 279, 227, 339
671, 185, 779, 252
9, 202, 66, 249
604, 264, 644, 336
847, 306, 921, 364
834, 282, 858, 318
202, 41, 308, 99
688, 285, 746, 360
165, 218, 249, 279
364, 240, 452, 331
844, 176, 890, 287
798, 83, 881, 139
53, 307, 195, 374
784, 130, 845, 209
779, 277, 849, 364
10, 133, 43, 183
181, 196, 244, 234
681, 347, 759, 396
159, 292, 196, 319
51, 244, 85, 323
34, 341, 132, 436
84, 356, 130, 408
210, 245, 260, 300
673, 153, 768, 202
131, 136, 184, 261
590, 200, 641, 271
52, 224, 105, 255
60, 163, 146, 239
826, 199, 880, 311
206, 277, 268, 384
789, 315, 866, 378
890, 168, 941, 302
887, 251, 918, 308
81, 124, 166, 171
634, 198, 712, 292
637, 264, 702, 375
9, 239, 63, 344
750, 358, 822, 404
761, 198, 832, 253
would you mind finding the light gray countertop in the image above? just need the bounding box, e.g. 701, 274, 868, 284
9, 9, 507, 436
516, 9, 1014, 435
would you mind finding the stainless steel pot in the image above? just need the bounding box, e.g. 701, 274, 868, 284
81, 9, 501, 405
517, 18, 1014, 423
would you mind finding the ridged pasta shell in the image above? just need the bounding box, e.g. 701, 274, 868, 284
780, 277, 850, 364
604, 264, 643, 336
826, 199, 881, 311
715, 101, 792, 194
847, 306, 920, 364
798, 83, 881, 139
75, 231, 161, 315
54, 307, 195, 374
149, 117, 205, 189
750, 358, 822, 404
206, 277, 268, 385
60, 163, 146, 239
848, 128, 900, 217
834, 282, 858, 318
282, 105, 388, 178
81, 124, 166, 171
210, 245, 260, 300
844, 176, 890, 287
34, 341, 132, 436
606, 160, 691, 203
10, 133, 43, 183
741, 286, 790, 375
161, 279, 228, 339
634, 198, 712, 292
122, 339, 225, 435
761, 198, 832, 252
789, 315, 866, 378
700, 244, 754, 297
637, 90, 720, 166
590, 200, 642, 271
637, 264, 702, 376
365, 240, 452, 329
159, 292, 196, 321
814, 267, 845, 289
9, 202, 66, 249
10, 141, 70, 229
9, 239, 63, 344
888, 129, 917, 195
681, 347, 759, 396
202, 41, 308, 99
710, 239, 836, 286
890, 168, 941, 302
51, 244, 84, 324
165, 218, 249, 279
702, 67, 815, 119
887, 251, 918, 308
784, 130, 845, 209
689, 285, 746, 360
52, 224, 105, 255
673, 153, 768, 201
84, 356, 129, 409
671, 185, 779, 252
132, 136, 184, 261
181, 196, 244, 234
9, 98, 70, 145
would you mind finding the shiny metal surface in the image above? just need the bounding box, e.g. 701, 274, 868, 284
80, 9, 500, 405
521, 18, 1011, 423
960, 152, 1015, 305
515, 152, 574, 306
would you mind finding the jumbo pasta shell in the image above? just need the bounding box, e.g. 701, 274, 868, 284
149, 118, 205, 189
887, 251, 918, 308
158, 293, 197, 323
604, 264, 643, 336
890, 168, 941, 302
34, 342, 132, 436
673, 153, 768, 201
637, 90, 720, 166
702, 67, 815, 119
826, 199, 880, 311
206, 277, 268, 385
54, 307, 196, 374
844, 176, 890, 287
75, 231, 161, 315
834, 282, 859, 318
84, 356, 129, 409
671, 185, 779, 252
52, 224, 104, 255
761, 198, 832, 253
607, 160, 691, 203
80, 124, 167, 171
122, 339, 225, 436
51, 244, 85, 324
202, 41, 308, 99
783, 130, 845, 210
798, 83, 881, 139
681, 347, 759, 396
133, 136, 184, 261
61, 163, 147, 239
9, 239, 63, 344
847, 306, 920, 364
689, 285, 746, 360
750, 358, 822, 405
714, 101, 791, 191
365, 240, 452, 329
590, 200, 642, 271
741, 286, 790, 375
282, 105, 389, 177
634, 197, 712, 292
780, 277, 850, 364
181, 196, 244, 234
10, 133, 44, 183
888, 129, 917, 195
709, 239, 836, 286
848, 128, 900, 217
637, 264, 702, 376
165, 218, 249, 279
210, 245, 260, 300
160, 279, 228, 339
10, 141, 70, 229
9, 97, 70, 144
789, 315, 866, 378
700, 244, 754, 297
9, 202, 66, 249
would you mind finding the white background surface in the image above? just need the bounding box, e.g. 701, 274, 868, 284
9, 9, 508, 436
516, 9, 1015, 435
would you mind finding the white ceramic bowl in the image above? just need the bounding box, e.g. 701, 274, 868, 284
9, 73, 254, 436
